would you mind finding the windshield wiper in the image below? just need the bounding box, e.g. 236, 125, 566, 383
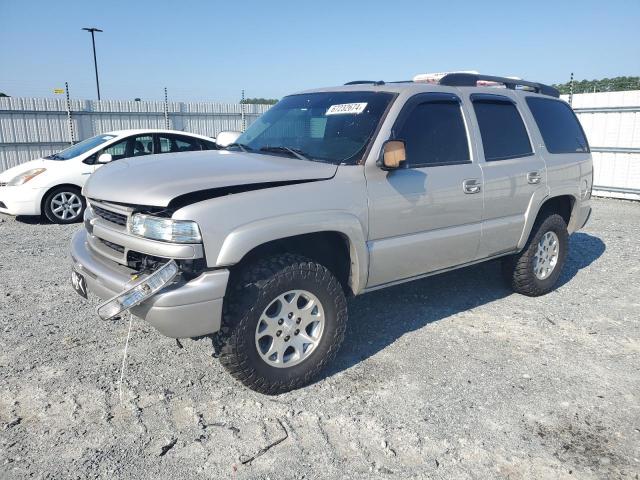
224, 143, 253, 153
47, 153, 62, 160
259, 146, 312, 162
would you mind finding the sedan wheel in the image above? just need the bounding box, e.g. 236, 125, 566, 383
43, 187, 86, 224
51, 192, 83, 221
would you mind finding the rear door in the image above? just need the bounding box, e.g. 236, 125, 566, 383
468, 93, 548, 257
366, 92, 484, 287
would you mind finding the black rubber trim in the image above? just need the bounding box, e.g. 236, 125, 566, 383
470, 93, 515, 104
167, 178, 328, 210
400, 159, 473, 169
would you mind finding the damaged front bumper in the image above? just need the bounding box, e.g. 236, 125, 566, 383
70, 229, 229, 338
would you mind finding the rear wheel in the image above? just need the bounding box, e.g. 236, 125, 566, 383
43, 186, 85, 224
502, 213, 569, 296
219, 253, 348, 394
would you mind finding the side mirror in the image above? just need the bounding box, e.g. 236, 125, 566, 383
215, 131, 242, 148
97, 153, 113, 164
378, 140, 406, 170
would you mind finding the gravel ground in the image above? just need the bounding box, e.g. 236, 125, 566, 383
0, 197, 639, 479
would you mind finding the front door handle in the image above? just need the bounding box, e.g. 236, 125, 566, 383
527, 171, 542, 184
463, 179, 482, 194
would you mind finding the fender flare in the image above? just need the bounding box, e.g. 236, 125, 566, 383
517, 187, 579, 250
215, 211, 369, 295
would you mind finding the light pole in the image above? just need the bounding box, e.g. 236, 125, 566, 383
82, 27, 103, 100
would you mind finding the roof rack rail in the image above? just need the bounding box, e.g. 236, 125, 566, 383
439, 73, 560, 98
344, 80, 385, 86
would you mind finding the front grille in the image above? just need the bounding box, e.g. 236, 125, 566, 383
0, 182, 7, 187
100, 238, 125, 253
93, 205, 127, 226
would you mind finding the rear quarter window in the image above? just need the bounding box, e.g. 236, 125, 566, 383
526, 97, 589, 154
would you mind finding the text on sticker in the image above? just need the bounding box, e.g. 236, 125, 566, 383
326, 103, 368, 115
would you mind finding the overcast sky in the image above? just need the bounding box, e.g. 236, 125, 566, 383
1, 0, 639, 102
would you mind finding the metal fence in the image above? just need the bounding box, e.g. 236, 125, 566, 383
564, 91, 640, 201
0, 97, 271, 171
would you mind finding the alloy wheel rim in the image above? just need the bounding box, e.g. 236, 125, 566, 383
533, 231, 560, 280
51, 192, 82, 220
255, 289, 325, 368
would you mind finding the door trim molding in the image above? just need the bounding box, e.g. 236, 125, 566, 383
362, 249, 517, 293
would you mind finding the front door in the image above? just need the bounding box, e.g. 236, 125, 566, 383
366, 93, 484, 288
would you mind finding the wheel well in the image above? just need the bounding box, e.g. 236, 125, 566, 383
235, 232, 353, 295
538, 195, 575, 226
40, 183, 83, 211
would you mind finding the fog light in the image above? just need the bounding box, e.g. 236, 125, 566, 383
96, 260, 179, 320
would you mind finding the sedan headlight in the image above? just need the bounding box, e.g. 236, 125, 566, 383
7, 168, 46, 186
128, 213, 202, 243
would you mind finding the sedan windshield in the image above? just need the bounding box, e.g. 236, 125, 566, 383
46, 134, 117, 160
235, 91, 395, 165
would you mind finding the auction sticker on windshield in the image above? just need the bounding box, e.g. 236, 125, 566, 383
326, 103, 368, 115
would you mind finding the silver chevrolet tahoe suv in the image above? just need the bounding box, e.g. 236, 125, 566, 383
70, 73, 593, 394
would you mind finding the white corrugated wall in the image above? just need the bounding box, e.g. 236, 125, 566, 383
562, 91, 640, 200
0, 97, 271, 172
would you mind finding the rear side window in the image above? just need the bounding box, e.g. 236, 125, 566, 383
397, 101, 470, 167
200, 138, 218, 150
158, 134, 203, 154
472, 97, 533, 161
526, 97, 589, 153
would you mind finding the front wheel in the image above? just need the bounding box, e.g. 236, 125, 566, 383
43, 186, 86, 224
219, 254, 348, 394
502, 213, 569, 296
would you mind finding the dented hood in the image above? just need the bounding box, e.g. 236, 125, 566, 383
84, 150, 338, 207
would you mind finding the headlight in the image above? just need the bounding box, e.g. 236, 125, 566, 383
128, 213, 202, 243
7, 168, 46, 186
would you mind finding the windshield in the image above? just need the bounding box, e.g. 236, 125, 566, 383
235, 91, 395, 165
46, 134, 117, 160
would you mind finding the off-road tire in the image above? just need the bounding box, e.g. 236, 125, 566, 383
219, 253, 348, 395
502, 213, 569, 297
43, 186, 86, 224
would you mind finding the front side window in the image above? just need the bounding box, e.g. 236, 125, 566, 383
101, 138, 128, 160
95, 135, 153, 162
396, 100, 470, 167
473, 97, 533, 161
46, 134, 116, 161
132, 135, 154, 156
235, 91, 395, 165
526, 97, 589, 154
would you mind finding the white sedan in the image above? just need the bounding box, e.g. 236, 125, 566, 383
0, 129, 217, 224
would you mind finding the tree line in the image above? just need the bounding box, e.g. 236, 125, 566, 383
240, 97, 278, 105
552, 76, 640, 94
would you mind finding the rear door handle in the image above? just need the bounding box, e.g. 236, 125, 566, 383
527, 171, 542, 184
463, 179, 482, 194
